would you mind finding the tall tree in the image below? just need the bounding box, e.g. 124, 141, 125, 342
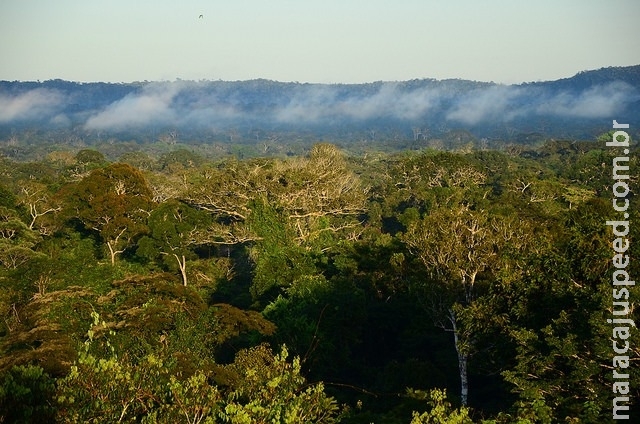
136, 200, 211, 286
273, 143, 368, 244
402, 203, 531, 406
61, 163, 153, 265
16, 181, 61, 234
500, 199, 639, 422
0, 206, 42, 270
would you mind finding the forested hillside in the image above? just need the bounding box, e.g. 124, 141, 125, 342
0, 137, 638, 423
1, 66, 639, 155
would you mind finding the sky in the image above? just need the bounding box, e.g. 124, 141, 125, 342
1, 0, 639, 84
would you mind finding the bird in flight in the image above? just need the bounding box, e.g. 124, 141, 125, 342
199, 14, 203, 19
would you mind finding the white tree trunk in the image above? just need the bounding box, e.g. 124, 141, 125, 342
450, 310, 469, 406
174, 254, 188, 286
106, 229, 127, 266
107, 241, 117, 266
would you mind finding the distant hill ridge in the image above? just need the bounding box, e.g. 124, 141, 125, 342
1, 65, 638, 143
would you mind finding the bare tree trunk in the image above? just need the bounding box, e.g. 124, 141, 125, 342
449, 309, 469, 406
106, 241, 126, 266
106, 229, 127, 266
107, 241, 117, 266
174, 254, 188, 286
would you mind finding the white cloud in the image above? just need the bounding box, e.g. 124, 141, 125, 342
84, 82, 181, 130
273, 83, 443, 124
446, 85, 526, 125
0, 88, 65, 123
535, 81, 637, 118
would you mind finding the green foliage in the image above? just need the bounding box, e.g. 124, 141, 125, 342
0, 184, 17, 209
101, 273, 207, 345
59, 163, 153, 264
140, 200, 210, 258
0, 142, 633, 422
408, 388, 473, 424
118, 151, 155, 171
209, 303, 276, 346
75, 149, 106, 165
248, 198, 317, 299
56, 337, 338, 423
136, 199, 212, 285
0, 206, 43, 269
159, 148, 204, 171
494, 198, 640, 422
380, 151, 488, 217
218, 344, 340, 423
56, 347, 221, 423
56, 350, 147, 422
0, 364, 56, 423
0, 283, 96, 376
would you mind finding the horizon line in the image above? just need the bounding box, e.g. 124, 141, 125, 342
2, 64, 638, 87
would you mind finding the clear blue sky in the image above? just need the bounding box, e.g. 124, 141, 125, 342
1, 0, 639, 84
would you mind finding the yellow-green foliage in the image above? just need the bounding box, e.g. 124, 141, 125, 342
409, 389, 473, 424
56, 340, 339, 423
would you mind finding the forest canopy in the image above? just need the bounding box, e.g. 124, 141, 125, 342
0, 136, 638, 423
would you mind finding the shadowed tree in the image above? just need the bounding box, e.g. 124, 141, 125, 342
136, 200, 212, 286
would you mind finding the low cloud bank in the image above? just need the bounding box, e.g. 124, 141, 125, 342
1, 78, 638, 133
81, 80, 640, 130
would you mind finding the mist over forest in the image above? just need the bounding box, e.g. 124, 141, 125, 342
1, 65, 639, 151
